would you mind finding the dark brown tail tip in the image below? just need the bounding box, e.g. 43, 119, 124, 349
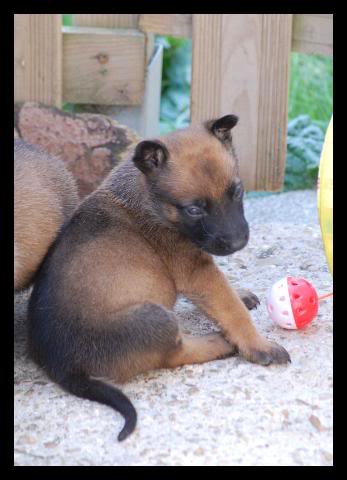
58, 373, 137, 442
117, 412, 137, 441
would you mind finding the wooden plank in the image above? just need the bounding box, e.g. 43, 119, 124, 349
74, 14, 153, 85
191, 15, 223, 120
140, 43, 163, 137
62, 26, 146, 105
72, 14, 139, 28
14, 14, 62, 107
139, 14, 333, 56
139, 14, 192, 37
256, 14, 293, 190
292, 14, 333, 56
303, 14, 333, 19
104, 43, 164, 138
191, 14, 293, 191
145, 33, 156, 64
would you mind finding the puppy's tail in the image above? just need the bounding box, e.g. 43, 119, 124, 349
59, 373, 137, 441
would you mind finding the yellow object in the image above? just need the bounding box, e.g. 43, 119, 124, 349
317, 116, 333, 275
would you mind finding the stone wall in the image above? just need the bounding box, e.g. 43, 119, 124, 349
14, 102, 141, 198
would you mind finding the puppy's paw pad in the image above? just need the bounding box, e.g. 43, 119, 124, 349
242, 341, 291, 366
238, 289, 261, 310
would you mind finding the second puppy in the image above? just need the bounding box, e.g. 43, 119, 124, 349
14, 139, 78, 291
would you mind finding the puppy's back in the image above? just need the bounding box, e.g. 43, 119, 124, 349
14, 139, 79, 290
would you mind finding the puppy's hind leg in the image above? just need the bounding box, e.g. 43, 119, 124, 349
45, 304, 236, 442
107, 303, 236, 381
164, 332, 237, 368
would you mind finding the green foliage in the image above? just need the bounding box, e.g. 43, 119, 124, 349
284, 53, 333, 190
156, 36, 192, 134
288, 52, 333, 132
62, 102, 75, 113
284, 115, 324, 191
62, 14, 73, 27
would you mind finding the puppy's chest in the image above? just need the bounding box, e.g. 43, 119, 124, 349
155, 244, 200, 294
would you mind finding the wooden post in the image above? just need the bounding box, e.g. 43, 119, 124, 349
14, 14, 63, 107
190, 15, 223, 121
70, 15, 154, 102
72, 14, 139, 29
139, 14, 192, 37
63, 27, 146, 105
292, 14, 333, 56
191, 14, 293, 191
68, 14, 160, 136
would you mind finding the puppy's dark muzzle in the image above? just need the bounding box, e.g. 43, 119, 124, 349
203, 226, 249, 256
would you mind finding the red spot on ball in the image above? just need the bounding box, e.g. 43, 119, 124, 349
287, 276, 318, 329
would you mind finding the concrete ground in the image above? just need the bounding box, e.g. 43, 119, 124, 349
14, 190, 333, 466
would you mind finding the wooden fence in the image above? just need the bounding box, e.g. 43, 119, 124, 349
14, 14, 333, 191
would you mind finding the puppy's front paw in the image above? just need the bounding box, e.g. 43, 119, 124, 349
240, 338, 291, 366
237, 289, 260, 310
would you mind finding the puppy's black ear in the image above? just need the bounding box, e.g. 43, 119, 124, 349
206, 114, 239, 145
133, 140, 169, 175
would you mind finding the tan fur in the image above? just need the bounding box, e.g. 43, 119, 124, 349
160, 125, 235, 201
14, 139, 78, 290
42, 121, 288, 380
28, 117, 290, 441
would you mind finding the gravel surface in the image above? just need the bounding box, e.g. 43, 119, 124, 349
14, 190, 333, 466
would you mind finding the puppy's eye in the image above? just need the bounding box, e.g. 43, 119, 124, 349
184, 205, 204, 217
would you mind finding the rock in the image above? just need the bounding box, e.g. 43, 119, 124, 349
188, 386, 200, 395
17, 434, 37, 445
255, 256, 282, 266
256, 246, 277, 259
14, 102, 141, 198
300, 262, 317, 271
194, 447, 205, 456
309, 414, 326, 432
321, 450, 333, 462
44, 440, 60, 448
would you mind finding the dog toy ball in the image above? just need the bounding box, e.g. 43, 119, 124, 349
266, 276, 321, 329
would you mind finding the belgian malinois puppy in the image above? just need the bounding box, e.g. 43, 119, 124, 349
14, 139, 78, 291
28, 115, 290, 441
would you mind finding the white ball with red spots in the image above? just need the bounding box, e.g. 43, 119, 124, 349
266, 276, 319, 330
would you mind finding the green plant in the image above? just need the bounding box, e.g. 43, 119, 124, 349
62, 14, 73, 27
284, 115, 325, 191
156, 36, 192, 134
288, 52, 333, 133
284, 52, 333, 190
